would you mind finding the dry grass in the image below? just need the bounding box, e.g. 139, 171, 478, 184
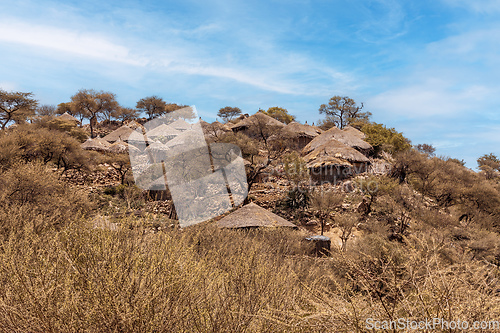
1, 127, 500, 332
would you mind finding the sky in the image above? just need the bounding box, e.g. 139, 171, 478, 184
1, 0, 499, 168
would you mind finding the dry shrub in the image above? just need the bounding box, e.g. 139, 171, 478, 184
0, 124, 93, 172
0, 162, 90, 237
0, 222, 318, 332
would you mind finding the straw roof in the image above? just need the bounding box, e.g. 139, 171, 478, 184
145, 140, 170, 152
57, 112, 80, 123
213, 121, 231, 131
81, 138, 111, 152
282, 121, 322, 139
102, 125, 135, 143
146, 124, 181, 138
169, 118, 192, 131
165, 129, 206, 149
108, 138, 140, 154
200, 120, 231, 138
125, 120, 143, 130
303, 140, 369, 168
302, 126, 372, 155
217, 202, 297, 229
230, 112, 285, 131
343, 125, 366, 139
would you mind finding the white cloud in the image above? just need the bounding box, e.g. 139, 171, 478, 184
367, 82, 483, 118
0, 82, 19, 91
0, 17, 353, 97
442, 0, 500, 14
0, 20, 147, 66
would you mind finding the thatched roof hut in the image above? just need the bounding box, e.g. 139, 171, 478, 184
57, 112, 80, 123
81, 138, 111, 152
304, 140, 369, 166
200, 120, 231, 139
108, 138, 140, 154
217, 202, 297, 229
230, 112, 285, 133
146, 124, 181, 139
165, 128, 206, 150
169, 118, 192, 131
102, 125, 135, 143
282, 121, 322, 150
125, 120, 143, 130
343, 125, 366, 139
302, 126, 372, 156
283, 121, 322, 138
304, 140, 370, 182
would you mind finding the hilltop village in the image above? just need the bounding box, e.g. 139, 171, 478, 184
1, 90, 500, 331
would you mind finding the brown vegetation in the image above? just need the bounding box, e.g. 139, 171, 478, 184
1, 92, 500, 332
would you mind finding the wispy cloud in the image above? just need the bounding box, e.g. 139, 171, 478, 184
441, 0, 500, 14
0, 20, 147, 66
0, 12, 354, 97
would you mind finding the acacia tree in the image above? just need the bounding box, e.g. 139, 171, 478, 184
0, 89, 38, 130
319, 96, 369, 129
222, 115, 287, 198
111, 107, 139, 124
259, 107, 295, 124
136, 96, 167, 120
70, 89, 119, 138
217, 106, 242, 123
56, 102, 84, 126
36, 104, 57, 117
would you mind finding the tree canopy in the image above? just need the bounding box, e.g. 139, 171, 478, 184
0, 89, 38, 130
361, 122, 411, 155
318, 96, 370, 130
70, 89, 119, 138
217, 106, 242, 123
259, 107, 295, 124
137, 96, 167, 120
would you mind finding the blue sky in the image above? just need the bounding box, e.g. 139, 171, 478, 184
1, 0, 499, 168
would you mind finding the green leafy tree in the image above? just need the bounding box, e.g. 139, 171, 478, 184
0, 89, 38, 130
70, 89, 119, 138
259, 107, 295, 124
361, 122, 411, 155
137, 96, 167, 120
217, 106, 242, 123
318, 96, 370, 129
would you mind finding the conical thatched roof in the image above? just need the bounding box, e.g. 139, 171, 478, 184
165, 129, 206, 149
102, 125, 134, 143
125, 120, 143, 130
146, 124, 181, 138
230, 112, 285, 131
81, 138, 110, 152
303, 140, 369, 168
302, 126, 372, 155
169, 118, 192, 131
57, 112, 80, 123
282, 121, 322, 139
200, 120, 231, 139
343, 125, 366, 139
108, 138, 140, 154
217, 202, 297, 229
145, 140, 170, 152
212, 121, 231, 132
